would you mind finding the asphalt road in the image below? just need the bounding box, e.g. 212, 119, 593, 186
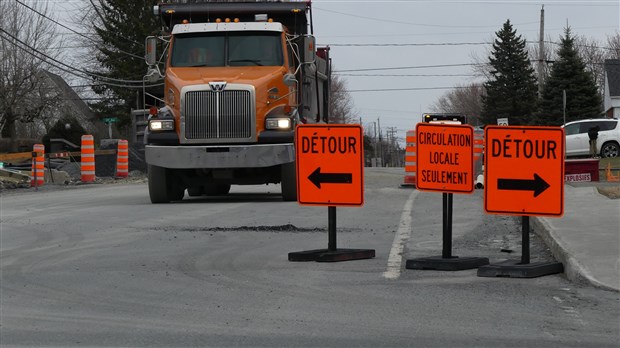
1, 168, 618, 347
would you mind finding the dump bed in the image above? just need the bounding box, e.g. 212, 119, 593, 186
157, 1, 311, 34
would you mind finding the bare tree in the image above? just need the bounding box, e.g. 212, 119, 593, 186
329, 72, 357, 124
608, 31, 620, 59
431, 83, 485, 126
0, 0, 64, 151
574, 36, 609, 100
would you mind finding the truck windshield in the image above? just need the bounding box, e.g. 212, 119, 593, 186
171, 32, 283, 67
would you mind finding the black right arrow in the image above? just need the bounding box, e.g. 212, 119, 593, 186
497, 173, 550, 198
308, 167, 353, 189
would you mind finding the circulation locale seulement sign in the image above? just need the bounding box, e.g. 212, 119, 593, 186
415, 123, 475, 194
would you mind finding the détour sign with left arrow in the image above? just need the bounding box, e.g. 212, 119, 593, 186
296, 124, 363, 206
484, 125, 565, 217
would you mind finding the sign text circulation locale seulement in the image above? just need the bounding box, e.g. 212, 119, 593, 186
416, 123, 474, 193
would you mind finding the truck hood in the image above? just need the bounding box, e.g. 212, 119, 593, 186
167, 66, 287, 87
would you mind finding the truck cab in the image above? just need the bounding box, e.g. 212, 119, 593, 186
144, 1, 330, 203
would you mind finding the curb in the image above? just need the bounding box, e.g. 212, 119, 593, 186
532, 215, 620, 293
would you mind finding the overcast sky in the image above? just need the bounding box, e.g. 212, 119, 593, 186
311, 0, 619, 142
47, 0, 620, 145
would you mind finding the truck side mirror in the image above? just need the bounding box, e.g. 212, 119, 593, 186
302, 35, 316, 64
145, 36, 157, 66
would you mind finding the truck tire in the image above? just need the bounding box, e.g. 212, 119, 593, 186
148, 164, 171, 203
281, 161, 297, 201
148, 165, 185, 203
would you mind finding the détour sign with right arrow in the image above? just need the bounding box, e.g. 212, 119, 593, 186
484, 125, 565, 217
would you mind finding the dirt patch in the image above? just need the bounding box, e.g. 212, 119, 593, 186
597, 186, 620, 199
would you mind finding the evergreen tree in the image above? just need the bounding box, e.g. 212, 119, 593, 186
537, 28, 602, 125
481, 20, 538, 126
89, 0, 161, 130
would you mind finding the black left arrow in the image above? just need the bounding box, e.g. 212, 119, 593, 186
497, 173, 550, 198
308, 167, 353, 189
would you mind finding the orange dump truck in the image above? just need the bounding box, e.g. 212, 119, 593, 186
144, 1, 330, 203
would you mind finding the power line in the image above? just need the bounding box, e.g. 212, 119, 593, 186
336, 73, 475, 77
322, 40, 613, 50
335, 63, 481, 72
314, 7, 539, 29
15, 0, 144, 60
345, 85, 483, 92
0, 28, 154, 86
335, 58, 611, 74
325, 42, 489, 47
541, 40, 616, 50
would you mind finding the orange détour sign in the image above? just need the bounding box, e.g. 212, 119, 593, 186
484, 126, 564, 217
296, 124, 364, 206
415, 123, 474, 194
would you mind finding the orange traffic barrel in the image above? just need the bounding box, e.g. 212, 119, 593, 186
401, 130, 416, 187
116, 139, 129, 178
474, 132, 484, 163
30, 144, 45, 187
81, 135, 95, 182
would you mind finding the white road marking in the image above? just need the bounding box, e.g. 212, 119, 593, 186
383, 189, 418, 280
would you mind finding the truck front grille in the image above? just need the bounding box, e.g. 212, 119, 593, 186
182, 88, 255, 143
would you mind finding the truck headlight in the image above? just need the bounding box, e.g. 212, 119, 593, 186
149, 119, 175, 131
266, 118, 291, 130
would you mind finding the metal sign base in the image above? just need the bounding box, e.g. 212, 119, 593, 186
477, 260, 564, 278
406, 256, 489, 271
288, 206, 375, 263
288, 248, 376, 262
478, 217, 563, 278
405, 193, 489, 271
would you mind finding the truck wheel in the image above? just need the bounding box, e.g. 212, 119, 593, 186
148, 164, 171, 203
148, 165, 185, 203
203, 183, 231, 196
281, 161, 297, 201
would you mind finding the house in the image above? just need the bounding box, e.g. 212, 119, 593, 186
604, 59, 620, 119
41, 70, 110, 139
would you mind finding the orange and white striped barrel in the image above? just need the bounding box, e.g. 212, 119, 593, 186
81, 135, 95, 182
30, 144, 45, 187
474, 131, 484, 163
402, 130, 416, 187
115, 139, 129, 178
473, 131, 485, 188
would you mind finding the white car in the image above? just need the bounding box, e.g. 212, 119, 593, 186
563, 118, 620, 158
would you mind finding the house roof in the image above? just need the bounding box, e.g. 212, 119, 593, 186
605, 59, 620, 97
41, 70, 95, 120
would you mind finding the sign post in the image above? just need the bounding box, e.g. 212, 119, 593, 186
102, 117, 118, 139
288, 124, 375, 262
405, 123, 489, 271
478, 126, 564, 278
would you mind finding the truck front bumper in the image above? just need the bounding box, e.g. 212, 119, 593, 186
145, 143, 295, 169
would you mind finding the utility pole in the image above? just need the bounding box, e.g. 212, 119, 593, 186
387, 127, 397, 167
538, 5, 545, 98
377, 117, 383, 167
373, 121, 378, 167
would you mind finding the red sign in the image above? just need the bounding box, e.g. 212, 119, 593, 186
296, 124, 364, 206
415, 123, 475, 193
484, 126, 564, 217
